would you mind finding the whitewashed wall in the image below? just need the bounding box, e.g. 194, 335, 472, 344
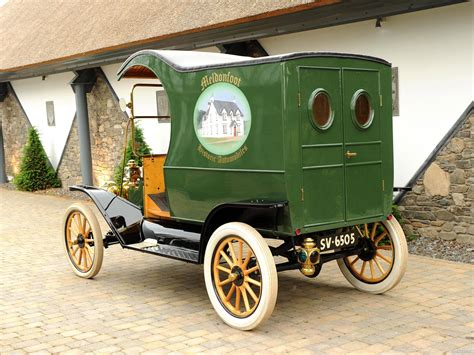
10, 72, 76, 169
260, 2, 473, 187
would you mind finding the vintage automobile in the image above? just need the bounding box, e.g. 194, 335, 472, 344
62, 50, 407, 330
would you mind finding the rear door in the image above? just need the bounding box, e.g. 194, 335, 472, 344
298, 66, 384, 228
299, 67, 345, 228
342, 69, 384, 221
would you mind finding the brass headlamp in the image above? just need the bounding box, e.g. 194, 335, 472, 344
297, 237, 321, 277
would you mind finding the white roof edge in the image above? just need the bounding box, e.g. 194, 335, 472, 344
149, 50, 254, 68
118, 49, 390, 76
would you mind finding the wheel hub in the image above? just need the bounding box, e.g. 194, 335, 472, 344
230, 266, 244, 286
77, 234, 85, 249
359, 236, 377, 261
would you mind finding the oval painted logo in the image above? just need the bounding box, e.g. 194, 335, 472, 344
194, 82, 251, 156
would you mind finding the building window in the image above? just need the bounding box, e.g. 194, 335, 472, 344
156, 90, 170, 123
46, 101, 55, 126
392, 67, 399, 116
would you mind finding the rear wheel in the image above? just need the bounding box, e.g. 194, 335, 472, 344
337, 217, 407, 294
204, 222, 278, 330
62, 203, 103, 279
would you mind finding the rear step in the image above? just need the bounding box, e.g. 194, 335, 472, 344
124, 243, 199, 263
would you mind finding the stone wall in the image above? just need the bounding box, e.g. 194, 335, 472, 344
88, 75, 127, 186
57, 74, 127, 187
0, 89, 31, 177
399, 113, 474, 244
56, 117, 81, 187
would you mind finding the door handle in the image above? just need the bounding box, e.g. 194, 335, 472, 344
345, 151, 358, 159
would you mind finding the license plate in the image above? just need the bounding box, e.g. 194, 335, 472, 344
316, 228, 361, 252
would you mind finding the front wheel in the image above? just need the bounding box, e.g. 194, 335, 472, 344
62, 203, 104, 279
337, 217, 408, 294
204, 222, 278, 330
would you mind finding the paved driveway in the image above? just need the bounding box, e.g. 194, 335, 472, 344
0, 189, 472, 354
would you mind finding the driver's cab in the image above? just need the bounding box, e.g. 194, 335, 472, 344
120, 66, 171, 219
143, 153, 169, 219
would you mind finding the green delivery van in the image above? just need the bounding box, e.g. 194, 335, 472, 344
62, 50, 407, 330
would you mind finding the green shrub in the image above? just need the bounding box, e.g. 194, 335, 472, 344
392, 204, 416, 241
14, 127, 61, 191
114, 124, 151, 185
391, 204, 404, 225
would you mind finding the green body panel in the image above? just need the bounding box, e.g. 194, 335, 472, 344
118, 52, 393, 236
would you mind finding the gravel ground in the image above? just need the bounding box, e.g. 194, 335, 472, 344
407, 235, 474, 264
1, 183, 472, 264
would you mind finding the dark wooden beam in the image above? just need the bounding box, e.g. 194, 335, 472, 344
220, 40, 269, 57
0, 83, 8, 102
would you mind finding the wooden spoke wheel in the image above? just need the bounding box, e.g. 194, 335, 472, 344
62, 203, 103, 279
204, 222, 277, 330
337, 217, 407, 294
213, 236, 262, 318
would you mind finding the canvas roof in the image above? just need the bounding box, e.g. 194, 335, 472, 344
118, 50, 390, 78
0, 0, 331, 73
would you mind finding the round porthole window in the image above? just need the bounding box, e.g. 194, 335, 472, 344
351, 90, 373, 129
308, 89, 333, 130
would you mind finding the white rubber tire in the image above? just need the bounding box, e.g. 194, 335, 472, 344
337, 217, 408, 294
204, 222, 278, 330
62, 203, 104, 279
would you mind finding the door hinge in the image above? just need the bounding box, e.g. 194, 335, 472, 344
301, 187, 304, 201
380, 94, 383, 107
382, 179, 385, 191
298, 93, 301, 107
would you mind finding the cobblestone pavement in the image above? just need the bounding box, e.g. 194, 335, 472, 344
1, 189, 473, 354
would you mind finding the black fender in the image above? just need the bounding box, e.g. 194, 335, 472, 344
198, 200, 288, 263
70, 185, 144, 245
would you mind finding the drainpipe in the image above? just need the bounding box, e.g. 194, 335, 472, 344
0, 83, 8, 184
70, 69, 97, 186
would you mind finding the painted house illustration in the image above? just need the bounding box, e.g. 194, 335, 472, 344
198, 97, 245, 138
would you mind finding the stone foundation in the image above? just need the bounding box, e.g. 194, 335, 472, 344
0, 89, 31, 178
399, 113, 473, 244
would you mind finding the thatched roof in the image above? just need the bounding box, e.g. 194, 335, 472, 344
0, 0, 333, 73
213, 100, 243, 116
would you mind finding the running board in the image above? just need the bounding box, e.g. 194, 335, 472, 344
123, 243, 199, 263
